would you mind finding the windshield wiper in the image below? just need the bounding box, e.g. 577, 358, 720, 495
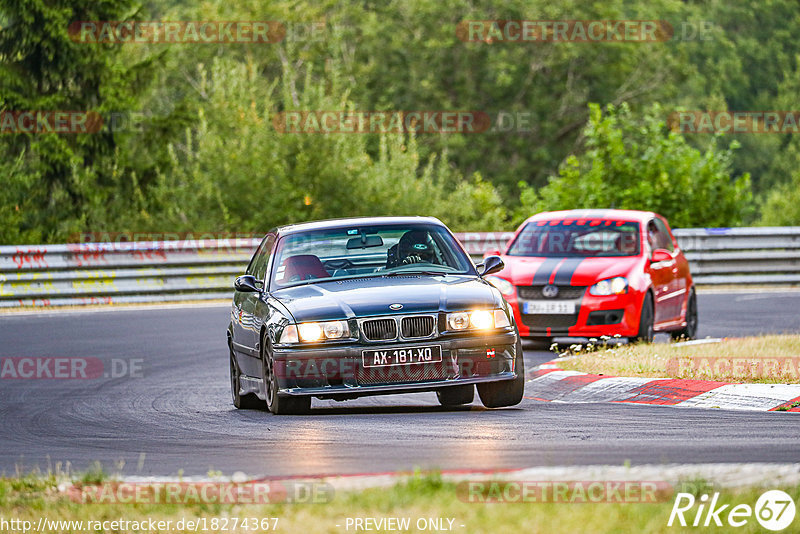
383, 270, 450, 277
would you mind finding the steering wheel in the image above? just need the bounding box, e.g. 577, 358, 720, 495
324, 258, 355, 270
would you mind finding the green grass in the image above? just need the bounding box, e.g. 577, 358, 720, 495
554, 335, 800, 384
1, 472, 799, 533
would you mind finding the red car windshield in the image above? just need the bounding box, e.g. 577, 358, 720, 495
507, 220, 641, 257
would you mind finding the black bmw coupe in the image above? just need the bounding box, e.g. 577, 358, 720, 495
227, 216, 524, 414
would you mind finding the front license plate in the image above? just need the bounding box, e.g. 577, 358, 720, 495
522, 300, 576, 314
362, 345, 442, 367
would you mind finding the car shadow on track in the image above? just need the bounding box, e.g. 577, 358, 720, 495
228, 403, 527, 416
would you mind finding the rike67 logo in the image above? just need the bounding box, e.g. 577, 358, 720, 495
668, 490, 796, 531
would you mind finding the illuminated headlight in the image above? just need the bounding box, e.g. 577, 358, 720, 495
470, 310, 494, 329
279, 320, 350, 343
589, 276, 628, 296
446, 309, 511, 331
486, 276, 514, 296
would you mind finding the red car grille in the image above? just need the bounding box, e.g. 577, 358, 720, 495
517, 285, 586, 300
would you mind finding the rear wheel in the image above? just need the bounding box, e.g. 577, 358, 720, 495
230, 344, 261, 410
261, 332, 311, 415
477, 338, 525, 408
671, 288, 698, 340
631, 292, 654, 343
436, 385, 474, 406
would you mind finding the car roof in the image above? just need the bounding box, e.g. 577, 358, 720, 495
523, 209, 659, 224
274, 216, 447, 236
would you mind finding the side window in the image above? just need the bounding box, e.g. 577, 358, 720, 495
647, 219, 673, 252
253, 234, 276, 282
653, 218, 674, 252
245, 236, 268, 276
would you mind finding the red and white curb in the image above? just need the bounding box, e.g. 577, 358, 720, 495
527, 363, 800, 412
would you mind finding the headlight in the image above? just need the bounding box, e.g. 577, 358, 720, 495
280, 320, 350, 343
486, 276, 514, 296
446, 309, 511, 331
589, 276, 628, 296
470, 310, 493, 329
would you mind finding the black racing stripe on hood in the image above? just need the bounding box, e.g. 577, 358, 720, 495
531, 257, 562, 285
552, 257, 584, 285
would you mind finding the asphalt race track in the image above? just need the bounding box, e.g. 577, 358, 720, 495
1, 291, 799, 477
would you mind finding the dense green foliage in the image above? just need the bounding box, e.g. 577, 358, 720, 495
517, 104, 753, 227
1, 0, 800, 243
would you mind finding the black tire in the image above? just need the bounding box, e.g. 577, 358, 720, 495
631, 291, 655, 343
230, 343, 262, 410
526, 337, 554, 351
671, 288, 698, 340
261, 332, 310, 415
477, 338, 525, 408
436, 384, 474, 406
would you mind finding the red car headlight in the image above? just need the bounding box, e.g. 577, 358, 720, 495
486, 276, 514, 296
589, 276, 628, 296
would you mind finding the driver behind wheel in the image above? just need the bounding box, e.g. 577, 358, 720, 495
386, 230, 437, 268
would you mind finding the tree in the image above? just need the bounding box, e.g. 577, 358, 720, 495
0, 0, 156, 242
517, 103, 753, 228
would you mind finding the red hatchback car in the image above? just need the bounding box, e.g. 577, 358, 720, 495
484, 209, 697, 345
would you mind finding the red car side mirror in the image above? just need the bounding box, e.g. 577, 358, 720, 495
650, 249, 672, 263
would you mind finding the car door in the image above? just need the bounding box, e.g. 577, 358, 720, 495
660, 217, 692, 321
647, 218, 681, 323
232, 234, 275, 377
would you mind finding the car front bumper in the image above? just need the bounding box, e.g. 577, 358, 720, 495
507, 291, 642, 338
271, 330, 518, 398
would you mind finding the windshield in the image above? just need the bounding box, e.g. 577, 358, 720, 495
507, 220, 641, 258
269, 223, 475, 289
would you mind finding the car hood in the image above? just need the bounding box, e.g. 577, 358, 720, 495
271, 275, 501, 322
496, 255, 644, 286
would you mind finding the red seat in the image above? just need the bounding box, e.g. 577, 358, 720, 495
281, 254, 330, 282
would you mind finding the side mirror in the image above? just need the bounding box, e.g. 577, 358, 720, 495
650, 249, 672, 264
478, 255, 505, 277
234, 275, 262, 293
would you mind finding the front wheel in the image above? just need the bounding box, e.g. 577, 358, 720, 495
630, 292, 654, 343
477, 338, 525, 408
261, 332, 311, 415
671, 288, 698, 340
436, 384, 474, 406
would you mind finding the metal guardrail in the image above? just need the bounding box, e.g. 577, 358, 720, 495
1, 227, 799, 307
